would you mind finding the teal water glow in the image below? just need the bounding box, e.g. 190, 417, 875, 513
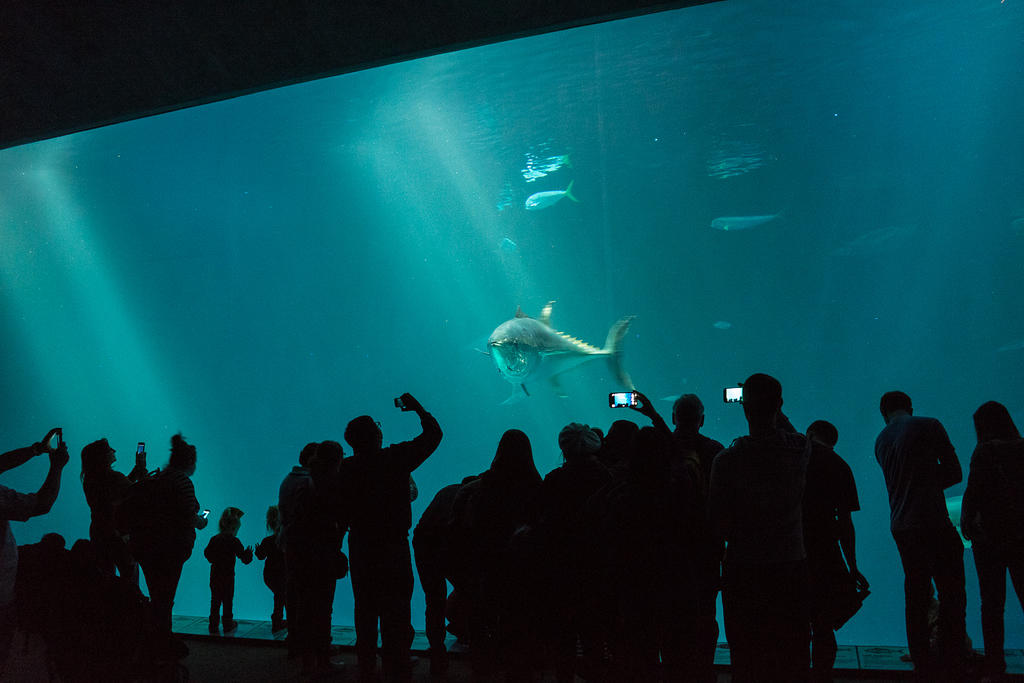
2, 0, 1023, 649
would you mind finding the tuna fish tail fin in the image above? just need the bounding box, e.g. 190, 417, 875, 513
604, 315, 635, 390
564, 180, 579, 203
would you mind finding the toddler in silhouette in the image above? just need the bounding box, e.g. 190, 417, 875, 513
204, 507, 253, 633
254, 505, 288, 632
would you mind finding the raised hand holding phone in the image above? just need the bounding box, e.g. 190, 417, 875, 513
395, 392, 423, 413
39, 427, 62, 454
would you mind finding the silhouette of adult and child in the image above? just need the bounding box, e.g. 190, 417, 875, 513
3, 380, 1024, 683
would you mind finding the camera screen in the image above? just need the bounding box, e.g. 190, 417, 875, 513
609, 391, 638, 408
137, 442, 145, 455
724, 387, 743, 403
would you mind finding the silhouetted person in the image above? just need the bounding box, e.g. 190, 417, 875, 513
80, 438, 147, 584
596, 422, 680, 681
961, 401, 1024, 680
254, 505, 287, 632
412, 474, 479, 674
449, 429, 541, 678
540, 422, 611, 682
204, 506, 254, 634
804, 420, 869, 683
0, 428, 69, 663
342, 393, 442, 683
278, 443, 316, 660
600, 419, 638, 479
128, 432, 208, 659
709, 373, 811, 682
669, 393, 724, 683
279, 441, 346, 675
875, 390, 967, 680
620, 390, 701, 681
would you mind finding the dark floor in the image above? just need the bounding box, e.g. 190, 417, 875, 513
6, 617, 1024, 682
177, 638, 912, 683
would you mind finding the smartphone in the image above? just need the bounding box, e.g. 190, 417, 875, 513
609, 391, 639, 408
394, 397, 407, 411
201, 510, 210, 520
136, 442, 146, 466
723, 386, 744, 403
48, 428, 63, 450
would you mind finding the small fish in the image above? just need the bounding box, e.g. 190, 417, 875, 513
525, 181, 578, 211
997, 339, 1024, 353
710, 213, 779, 231
832, 225, 913, 256
500, 237, 518, 253
713, 320, 732, 330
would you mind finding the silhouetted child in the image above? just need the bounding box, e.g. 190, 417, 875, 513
254, 505, 287, 632
204, 507, 253, 633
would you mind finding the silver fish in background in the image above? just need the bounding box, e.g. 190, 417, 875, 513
487, 301, 634, 403
710, 213, 780, 231
525, 181, 578, 211
831, 225, 914, 257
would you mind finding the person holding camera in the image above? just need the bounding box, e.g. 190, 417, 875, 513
341, 392, 442, 683
709, 374, 811, 683
81, 438, 148, 584
0, 428, 70, 662
129, 433, 209, 659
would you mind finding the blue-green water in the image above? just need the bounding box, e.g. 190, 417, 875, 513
2, 0, 1023, 649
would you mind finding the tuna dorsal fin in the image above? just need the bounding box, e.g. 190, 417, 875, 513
515, 306, 527, 318
539, 300, 556, 326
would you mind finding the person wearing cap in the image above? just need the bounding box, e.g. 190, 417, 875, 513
540, 422, 612, 682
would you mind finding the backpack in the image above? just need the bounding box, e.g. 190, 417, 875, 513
114, 470, 163, 536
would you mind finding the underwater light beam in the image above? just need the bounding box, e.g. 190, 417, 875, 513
2, 145, 187, 435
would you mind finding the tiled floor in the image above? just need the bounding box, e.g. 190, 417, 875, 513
173, 616, 1024, 675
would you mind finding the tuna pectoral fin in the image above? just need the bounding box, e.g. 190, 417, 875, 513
564, 180, 579, 203
604, 315, 635, 390
501, 384, 530, 405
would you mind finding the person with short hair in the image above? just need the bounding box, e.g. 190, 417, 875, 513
342, 393, 442, 683
804, 420, 868, 682
961, 401, 1024, 679
709, 373, 811, 682
670, 393, 724, 683
875, 390, 967, 679
412, 473, 478, 675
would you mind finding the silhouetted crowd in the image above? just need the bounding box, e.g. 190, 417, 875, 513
2, 378, 1024, 682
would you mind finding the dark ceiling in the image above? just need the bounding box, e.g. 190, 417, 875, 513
0, 1, 717, 150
